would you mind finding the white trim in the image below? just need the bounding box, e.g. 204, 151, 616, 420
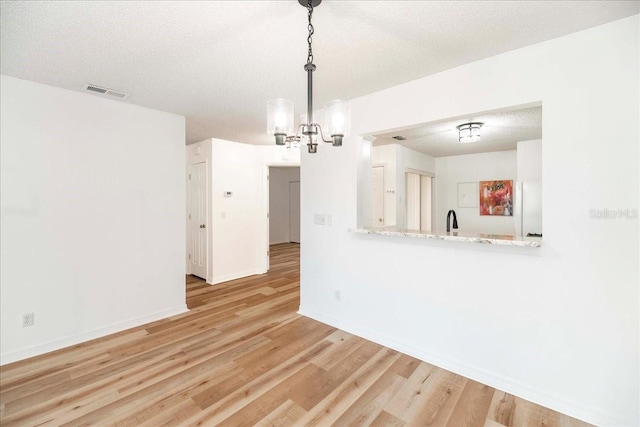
207, 269, 266, 285
269, 239, 291, 245
0, 305, 188, 366
264, 164, 270, 272
297, 306, 632, 427
405, 167, 434, 177
264, 162, 301, 272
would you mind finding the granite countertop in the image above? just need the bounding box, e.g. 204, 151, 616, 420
349, 226, 542, 248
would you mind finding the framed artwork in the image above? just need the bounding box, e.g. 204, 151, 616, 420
457, 182, 478, 208
479, 180, 513, 216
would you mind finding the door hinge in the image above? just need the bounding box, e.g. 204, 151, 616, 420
267, 250, 270, 256
267, 175, 269, 181
189, 174, 191, 180
188, 254, 192, 260
189, 213, 191, 220
267, 212, 270, 218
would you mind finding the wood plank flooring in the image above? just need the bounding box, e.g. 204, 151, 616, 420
0, 243, 593, 426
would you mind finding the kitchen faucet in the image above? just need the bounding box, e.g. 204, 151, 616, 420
446, 209, 458, 232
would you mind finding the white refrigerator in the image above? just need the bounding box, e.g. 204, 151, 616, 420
514, 181, 542, 237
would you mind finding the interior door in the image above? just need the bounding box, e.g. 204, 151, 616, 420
372, 166, 384, 226
189, 162, 207, 279
289, 181, 300, 243
406, 172, 420, 230
420, 175, 432, 231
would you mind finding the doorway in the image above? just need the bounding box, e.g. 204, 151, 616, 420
289, 181, 300, 243
406, 171, 433, 232
268, 166, 301, 246
187, 161, 208, 279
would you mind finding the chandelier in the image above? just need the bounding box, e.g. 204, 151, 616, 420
267, 0, 350, 154
456, 122, 483, 143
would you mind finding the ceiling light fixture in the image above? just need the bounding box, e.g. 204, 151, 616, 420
267, 0, 350, 154
456, 122, 483, 143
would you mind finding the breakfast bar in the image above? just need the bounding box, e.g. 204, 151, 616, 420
350, 227, 542, 248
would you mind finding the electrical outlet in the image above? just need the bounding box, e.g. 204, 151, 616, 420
314, 214, 325, 225
335, 290, 341, 301
22, 312, 34, 327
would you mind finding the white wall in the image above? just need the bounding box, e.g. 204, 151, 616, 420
517, 139, 542, 181
186, 140, 300, 284
210, 139, 260, 283
269, 167, 300, 244
435, 150, 517, 234
0, 76, 187, 365
300, 16, 638, 427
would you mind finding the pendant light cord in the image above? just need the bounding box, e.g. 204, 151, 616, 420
306, 1, 314, 66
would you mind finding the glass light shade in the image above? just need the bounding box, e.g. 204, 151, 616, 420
267, 98, 294, 136
324, 100, 351, 137
456, 122, 483, 143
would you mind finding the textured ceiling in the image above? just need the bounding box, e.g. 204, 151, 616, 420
373, 105, 542, 158
1, 1, 637, 145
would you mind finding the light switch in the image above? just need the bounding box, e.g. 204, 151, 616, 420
314, 214, 325, 225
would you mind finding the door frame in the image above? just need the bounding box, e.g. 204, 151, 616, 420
263, 164, 300, 272
289, 180, 301, 243
186, 160, 209, 279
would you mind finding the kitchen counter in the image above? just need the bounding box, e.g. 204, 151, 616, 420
349, 227, 542, 248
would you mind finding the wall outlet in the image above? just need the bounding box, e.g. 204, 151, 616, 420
335, 290, 341, 301
22, 312, 34, 327
314, 214, 325, 225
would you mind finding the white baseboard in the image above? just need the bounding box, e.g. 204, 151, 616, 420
0, 304, 188, 366
207, 268, 266, 285
298, 306, 634, 427
269, 240, 289, 245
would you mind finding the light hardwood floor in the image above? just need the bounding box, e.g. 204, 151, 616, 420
0, 243, 592, 427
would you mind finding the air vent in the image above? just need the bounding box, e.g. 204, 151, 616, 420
83, 84, 129, 99
392, 135, 407, 141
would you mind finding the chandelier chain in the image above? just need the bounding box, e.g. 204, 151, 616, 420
306, 1, 314, 65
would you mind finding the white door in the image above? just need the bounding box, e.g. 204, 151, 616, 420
406, 172, 420, 230
420, 175, 432, 232
406, 172, 433, 232
289, 181, 300, 243
372, 166, 384, 226
189, 162, 207, 279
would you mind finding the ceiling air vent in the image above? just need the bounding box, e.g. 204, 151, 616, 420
83, 84, 129, 99
392, 135, 407, 141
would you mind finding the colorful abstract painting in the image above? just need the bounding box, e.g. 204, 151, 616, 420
479, 180, 513, 216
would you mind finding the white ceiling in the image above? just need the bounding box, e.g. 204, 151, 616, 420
372, 104, 542, 158
1, 1, 637, 145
